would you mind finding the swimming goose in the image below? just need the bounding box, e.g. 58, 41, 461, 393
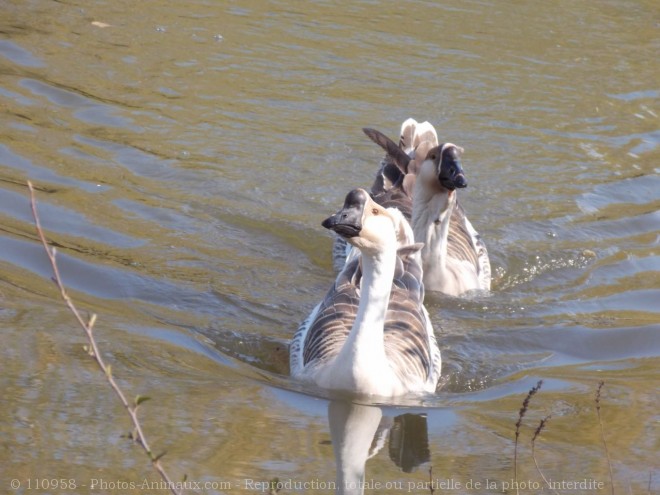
362, 119, 491, 296
330, 119, 433, 272
290, 188, 441, 396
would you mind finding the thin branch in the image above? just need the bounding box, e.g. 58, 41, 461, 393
595, 381, 614, 495
28, 181, 182, 495
514, 380, 543, 495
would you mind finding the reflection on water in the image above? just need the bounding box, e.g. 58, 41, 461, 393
328, 400, 430, 495
329, 401, 383, 495
1, 0, 658, 493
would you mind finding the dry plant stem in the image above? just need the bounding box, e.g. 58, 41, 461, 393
28, 181, 182, 495
595, 381, 614, 495
531, 416, 559, 495
428, 466, 435, 495
514, 380, 543, 495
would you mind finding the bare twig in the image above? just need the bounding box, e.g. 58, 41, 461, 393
531, 415, 559, 495
514, 380, 543, 495
28, 181, 182, 495
595, 381, 614, 495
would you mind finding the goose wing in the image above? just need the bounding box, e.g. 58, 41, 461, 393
447, 203, 491, 291
331, 235, 352, 273
383, 246, 441, 390
290, 258, 361, 374
372, 183, 413, 220
364, 120, 439, 219
363, 127, 412, 197
371, 154, 404, 196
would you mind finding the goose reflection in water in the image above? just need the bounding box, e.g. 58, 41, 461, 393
328, 400, 430, 495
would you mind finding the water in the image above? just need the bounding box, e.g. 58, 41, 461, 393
1, 0, 658, 493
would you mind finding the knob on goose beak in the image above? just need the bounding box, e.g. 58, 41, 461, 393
322, 188, 369, 238
439, 145, 467, 191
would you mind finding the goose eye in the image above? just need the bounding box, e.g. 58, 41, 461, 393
372, 208, 379, 215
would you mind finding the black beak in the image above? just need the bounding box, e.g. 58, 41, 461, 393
438, 146, 467, 190
322, 189, 368, 238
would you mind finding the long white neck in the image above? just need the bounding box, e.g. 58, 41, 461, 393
412, 183, 456, 272
353, 249, 396, 340
321, 243, 398, 395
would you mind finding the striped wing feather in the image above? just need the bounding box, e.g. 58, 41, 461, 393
291, 258, 361, 373
448, 202, 491, 288
383, 249, 436, 385
295, 248, 437, 386
372, 185, 413, 220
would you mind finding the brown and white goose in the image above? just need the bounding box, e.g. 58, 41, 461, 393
290, 188, 441, 396
355, 119, 491, 296
330, 119, 435, 272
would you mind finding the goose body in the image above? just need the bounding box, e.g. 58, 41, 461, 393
411, 148, 491, 295
290, 189, 441, 396
359, 119, 491, 296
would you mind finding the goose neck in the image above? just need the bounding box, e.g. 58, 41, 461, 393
352, 247, 396, 337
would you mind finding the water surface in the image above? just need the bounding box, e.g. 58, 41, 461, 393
1, 0, 658, 493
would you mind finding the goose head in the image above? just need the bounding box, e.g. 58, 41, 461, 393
322, 188, 400, 254
421, 143, 467, 191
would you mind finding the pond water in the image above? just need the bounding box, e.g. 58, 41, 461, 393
1, 0, 658, 494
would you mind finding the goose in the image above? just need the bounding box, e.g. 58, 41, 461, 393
330, 120, 434, 272
290, 188, 441, 396
341, 119, 491, 296
409, 141, 491, 295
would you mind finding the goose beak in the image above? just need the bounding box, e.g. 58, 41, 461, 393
322, 188, 369, 238
439, 146, 467, 190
